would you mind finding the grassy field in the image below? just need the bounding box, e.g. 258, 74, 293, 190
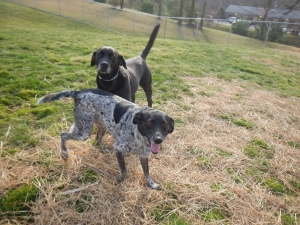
1, 0, 300, 224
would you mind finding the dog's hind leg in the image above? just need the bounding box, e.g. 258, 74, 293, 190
141, 81, 152, 107
95, 121, 109, 153
139, 156, 160, 189
131, 94, 136, 103
60, 115, 94, 160
144, 87, 153, 107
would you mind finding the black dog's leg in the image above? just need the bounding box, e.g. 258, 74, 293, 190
116, 151, 127, 182
139, 156, 160, 189
142, 85, 152, 107
145, 89, 152, 107
131, 94, 136, 103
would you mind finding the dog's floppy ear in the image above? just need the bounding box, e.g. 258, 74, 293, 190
91, 51, 96, 66
133, 112, 144, 124
168, 117, 174, 133
119, 55, 127, 69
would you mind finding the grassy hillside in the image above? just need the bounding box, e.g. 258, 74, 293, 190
0, 1, 300, 224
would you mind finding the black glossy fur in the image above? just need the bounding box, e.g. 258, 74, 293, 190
37, 88, 174, 189
90, 24, 160, 107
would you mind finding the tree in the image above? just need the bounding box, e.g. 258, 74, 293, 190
286, 0, 300, 13
188, 0, 196, 24
257, 0, 274, 40
256, 0, 299, 40
232, 21, 249, 36
140, 0, 155, 14
178, 0, 184, 24
120, 0, 124, 9
157, 0, 162, 17
199, 0, 207, 30
268, 24, 284, 42
109, 0, 118, 7
217, 6, 225, 19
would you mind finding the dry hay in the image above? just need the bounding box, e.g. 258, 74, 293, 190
1, 77, 299, 224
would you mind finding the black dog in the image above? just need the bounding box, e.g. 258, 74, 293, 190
37, 88, 174, 189
91, 24, 160, 107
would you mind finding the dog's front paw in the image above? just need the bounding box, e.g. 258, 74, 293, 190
101, 147, 110, 154
98, 142, 110, 153
117, 170, 127, 183
147, 178, 161, 190
61, 151, 68, 160
117, 175, 125, 183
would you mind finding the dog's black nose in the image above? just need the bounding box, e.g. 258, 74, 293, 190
153, 136, 162, 144
101, 62, 108, 69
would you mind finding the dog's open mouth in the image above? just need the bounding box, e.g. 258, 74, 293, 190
151, 142, 160, 154
99, 70, 108, 74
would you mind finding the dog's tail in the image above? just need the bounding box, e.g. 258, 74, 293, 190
37, 90, 77, 105
141, 24, 160, 60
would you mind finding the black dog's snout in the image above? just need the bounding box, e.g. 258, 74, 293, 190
101, 61, 108, 69
101, 61, 109, 69
153, 135, 162, 144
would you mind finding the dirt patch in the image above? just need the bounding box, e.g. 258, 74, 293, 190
1, 77, 299, 224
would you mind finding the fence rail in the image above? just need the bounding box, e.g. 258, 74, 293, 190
6, 0, 300, 48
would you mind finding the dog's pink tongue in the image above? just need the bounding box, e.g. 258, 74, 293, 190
151, 143, 160, 154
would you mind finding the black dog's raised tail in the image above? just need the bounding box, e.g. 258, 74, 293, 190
37, 90, 77, 104
141, 24, 160, 60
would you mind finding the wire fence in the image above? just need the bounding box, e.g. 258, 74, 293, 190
6, 0, 300, 48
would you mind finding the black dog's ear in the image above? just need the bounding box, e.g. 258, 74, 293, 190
119, 55, 127, 69
133, 112, 144, 124
168, 117, 174, 133
91, 51, 96, 66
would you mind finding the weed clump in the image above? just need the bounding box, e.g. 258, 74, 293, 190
17, 90, 41, 100
6, 124, 38, 148
264, 178, 287, 195
31, 106, 55, 119
75, 195, 93, 213
281, 213, 300, 225
244, 138, 273, 159
0, 183, 39, 216
287, 141, 300, 148
198, 206, 230, 222
77, 168, 100, 183
151, 204, 189, 224
0, 95, 23, 106
214, 147, 232, 157
219, 113, 255, 129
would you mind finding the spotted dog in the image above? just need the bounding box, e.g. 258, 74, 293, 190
37, 89, 174, 189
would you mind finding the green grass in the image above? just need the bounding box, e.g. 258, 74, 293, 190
1, 1, 300, 223
199, 206, 229, 222
287, 141, 300, 148
281, 214, 300, 225
210, 183, 223, 192
0, 183, 39, 217
214, 147, 232, 157
219, 113, 255, 129
77, 168, 100, 183
75, 195, 93, 213
151, 204, 190, 224
226, 168, 244, 184
243, 138, 273, 159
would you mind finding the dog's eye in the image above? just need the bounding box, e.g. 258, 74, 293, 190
162, 122, 168, 131
147, 120, 154, 127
